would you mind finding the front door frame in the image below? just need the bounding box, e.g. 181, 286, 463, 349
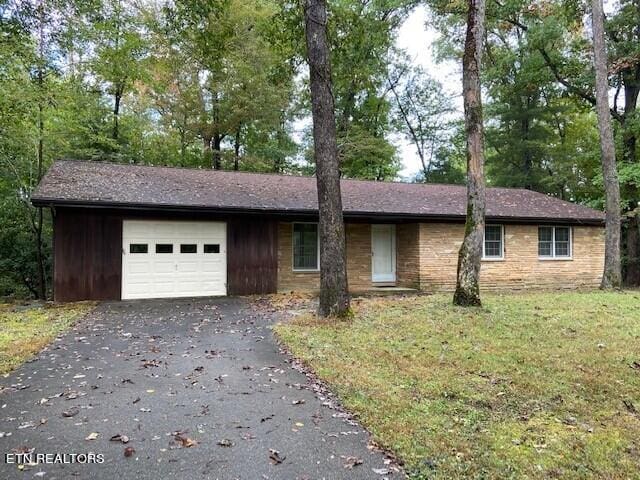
371, 224, 397, 284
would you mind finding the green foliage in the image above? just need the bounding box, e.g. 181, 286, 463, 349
4, 0, 636, 297
0, 0, 425, 297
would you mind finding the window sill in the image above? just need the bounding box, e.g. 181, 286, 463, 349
482, 257, 505, 262
538, 257, 573, 261
292, 269, 320, 273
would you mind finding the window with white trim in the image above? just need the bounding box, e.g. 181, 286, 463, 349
293, 223, 319, 271
538, 226, 572, 258
483, 225, 504, 259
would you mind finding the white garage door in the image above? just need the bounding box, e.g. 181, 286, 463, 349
122, 220, 227, 299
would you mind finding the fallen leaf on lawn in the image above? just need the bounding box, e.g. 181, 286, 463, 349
174, 434, 197, 448
624, 399, 638, 414
217, 438, 233, 447
85, 432, 98, 441
342, 456, 363, 469
110, 434, 130, 444
124, 447, 135, 457
269, 448, 285, 465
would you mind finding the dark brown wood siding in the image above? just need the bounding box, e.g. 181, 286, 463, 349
52, 209, 278, 300
54, 209, 122, 302
227, 218, 278, 295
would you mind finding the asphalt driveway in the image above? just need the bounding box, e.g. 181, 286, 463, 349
0, 298, 399, 479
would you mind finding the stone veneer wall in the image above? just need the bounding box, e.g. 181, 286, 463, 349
276, 221, 605, 292
277, 222, 373, 292
417, 223, 605, 291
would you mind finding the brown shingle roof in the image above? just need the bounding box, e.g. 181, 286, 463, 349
31, 160, 605, 224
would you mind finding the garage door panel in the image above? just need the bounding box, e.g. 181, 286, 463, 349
152, 261, 176, 274
122, 221, 227, 299
176, 261, 199, 273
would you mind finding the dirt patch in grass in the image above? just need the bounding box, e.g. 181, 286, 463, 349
275, 291, 640, 479
0, 302, 95, 374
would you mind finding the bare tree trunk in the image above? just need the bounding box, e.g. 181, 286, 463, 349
303, 0, 350, 317
35, 0, 47, 300
234, 125, 241, 171
212, 133, 222, 170
113, 84, 123, 141
592, 0, 622, 289
453, 0, 486, 307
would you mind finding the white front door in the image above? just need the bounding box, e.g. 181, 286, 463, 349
371, 224, 396, 283
121, 220, 227, 299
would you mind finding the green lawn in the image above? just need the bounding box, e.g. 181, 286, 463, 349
0, 302, 94, 374
275, 292, 640, 479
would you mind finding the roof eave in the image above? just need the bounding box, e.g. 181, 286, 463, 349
31, 197, 606, 226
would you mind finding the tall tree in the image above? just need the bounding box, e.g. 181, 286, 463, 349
91, 0, 146, 144
303, 0, 350, 317
388, 62, 455, 181
453, 0, 486, 307
592, 0, 622, 289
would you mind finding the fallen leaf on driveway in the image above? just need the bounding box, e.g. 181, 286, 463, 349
110, 434, 130, 444
373, 467, 391, 475
292, 399, 305, 405
124, 447, 135, 457
342, 456, 363, 469
174, 434, 197, 448
269, 449, 285, 465
85, 432, 98, 441
62, 408, 78, 418
217, 438, 233, 447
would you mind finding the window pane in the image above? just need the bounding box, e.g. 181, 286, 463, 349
485, 225, 502, 242
485, 241, 501, 257
484, 226, 502, 257
155, 244, 173, 253
538, 242, 552, 257
555, 227, 569, 242
293, 223, 318, 269
555, 241, 570, 257
538, 227, 553, 242
204, 244, 220, 253
180, 244, 197, 254
538, 227, 553, 257
130, 243, 148, 254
